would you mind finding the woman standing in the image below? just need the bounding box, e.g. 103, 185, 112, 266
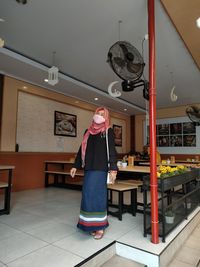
70, 107, 117, 239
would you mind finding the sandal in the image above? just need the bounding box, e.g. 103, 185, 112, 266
90, 231, 96, 236
94, 230, 104, 240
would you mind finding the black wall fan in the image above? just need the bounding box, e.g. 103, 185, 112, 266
107, 41, 149, 100
186, 106, 200, 125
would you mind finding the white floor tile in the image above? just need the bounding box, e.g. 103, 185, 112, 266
0, 187, 199, 267
184, 235, 200, 252
0, 232, 47, 263
175, 245, 200, 266
101, 255, 143, 267
7, 245, 83, 267
168, 259, 193, 267
106, 214, 142, 240
24, 221, 77, 243
0, 211, 51, 231
117, 225, 165, 255
0, 223, 21, 241
53, 231, 114, 258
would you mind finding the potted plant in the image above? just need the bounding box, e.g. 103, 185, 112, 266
165, 209, 175, 224
183, 198, 192, 209
121, 156, 128, 167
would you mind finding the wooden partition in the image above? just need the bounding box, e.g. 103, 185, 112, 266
0, 152, 76, 192
1, 152, 199, 192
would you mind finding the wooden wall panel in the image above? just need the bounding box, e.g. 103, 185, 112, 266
0, 152, 76, 192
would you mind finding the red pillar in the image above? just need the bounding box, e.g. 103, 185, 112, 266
148, 0, 159, 244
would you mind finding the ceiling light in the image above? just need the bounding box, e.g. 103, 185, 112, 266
124, 108, 127, 111
22, 86, 27, 89
94, 97, 98, 101
196, 17, 200, 28
44, 79, 48, 82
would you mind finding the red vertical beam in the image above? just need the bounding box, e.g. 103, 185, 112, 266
148, 0, 159, 244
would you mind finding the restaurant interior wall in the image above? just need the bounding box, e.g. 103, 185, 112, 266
0, 76, 130, 191
135, 105, 200, 156
1, 76, 130, 153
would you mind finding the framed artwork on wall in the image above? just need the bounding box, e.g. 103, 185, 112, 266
54, 111, 77, 137
144, 116, 198, 153
113, 124, 122, 147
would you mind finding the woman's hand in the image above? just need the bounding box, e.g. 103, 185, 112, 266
70, 168, 77, 178
110, 171, 117, 184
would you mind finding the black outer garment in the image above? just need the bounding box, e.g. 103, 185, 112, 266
74, 128, 118, 171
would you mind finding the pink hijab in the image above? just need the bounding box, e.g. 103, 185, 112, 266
81, 107, 110, 166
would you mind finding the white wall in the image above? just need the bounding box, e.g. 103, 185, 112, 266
16, 91, 127, 152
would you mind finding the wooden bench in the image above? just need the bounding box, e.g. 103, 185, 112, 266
44, 170, 84, 188
107, 183, 138, 221
0, 182, 11, 215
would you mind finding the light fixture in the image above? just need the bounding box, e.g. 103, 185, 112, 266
169, 71, 177, 102
108, 81, 121, 97
124, 108, 127, 111
196, 17, 200, 28
44, 79, 48, 82
170, 86, 177, 102
22, 86, 27, 89
48, 66, 59, 86
94, 97, 98, 101
16, 0, 28, 4
46, 51, 59, 86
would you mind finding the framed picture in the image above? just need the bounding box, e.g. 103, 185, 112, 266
170, 123, 182, 135
54, 111, 77, 137
157, 136, 169, 147
183, 135, 196, 147
157, 124, 169, 135
170, 135, 183, 147
183, 122, 196, 134
113, 124, 122, 147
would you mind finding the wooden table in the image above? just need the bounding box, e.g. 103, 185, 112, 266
118, 165, 150, 173
0, 165, 15, 215
139, 162, 186, 166
175, 160, 200, 164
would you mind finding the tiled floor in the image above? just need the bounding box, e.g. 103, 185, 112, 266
0, 188, 199, 267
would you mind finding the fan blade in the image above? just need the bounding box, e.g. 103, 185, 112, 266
127, 62, 142, 73
119, 43, 129, 55
114, 57, 126, 68
119, 44, 134, 62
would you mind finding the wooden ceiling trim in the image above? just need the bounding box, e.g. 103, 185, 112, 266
161, 0, 200, 70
